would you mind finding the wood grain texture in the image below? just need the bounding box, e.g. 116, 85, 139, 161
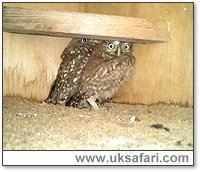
3, 6, 170, 43
3, 32, 71, 100
3, 3, 193, 106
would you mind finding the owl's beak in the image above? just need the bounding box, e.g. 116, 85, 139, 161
117, 47, 121, 56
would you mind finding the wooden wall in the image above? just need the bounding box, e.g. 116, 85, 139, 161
3, 3, 193, 106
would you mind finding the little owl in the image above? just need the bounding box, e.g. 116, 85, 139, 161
67, 40, 135, 110
44, 38, 101, 105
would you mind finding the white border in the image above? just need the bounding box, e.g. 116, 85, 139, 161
3, 151, 194, 166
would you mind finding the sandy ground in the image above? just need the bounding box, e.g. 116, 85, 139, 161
3, 97, 193, 150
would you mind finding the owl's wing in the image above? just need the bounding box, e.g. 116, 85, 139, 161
89, 61, 131, 96
45, 57, 79, 104
45, 38, 102, 104
45, 51, 92, 104
45, 76, 78, 104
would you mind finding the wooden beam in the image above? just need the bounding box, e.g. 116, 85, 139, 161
3, 6, 170, 43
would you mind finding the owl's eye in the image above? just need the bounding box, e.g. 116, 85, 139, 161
80, 38, 88, 43
123, 44, 130, 51
107, 43, 115, 50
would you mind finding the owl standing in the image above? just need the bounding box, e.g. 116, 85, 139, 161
44, 38, 100, 104
68, 40, 135, 110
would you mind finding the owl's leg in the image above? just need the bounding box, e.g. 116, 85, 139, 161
87, 97, 110, 112
96, 97, 103, 105
76, 99, 92, 109
86, 97, 98, 110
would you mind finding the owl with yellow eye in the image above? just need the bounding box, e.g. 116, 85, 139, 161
68, 40, 135, 111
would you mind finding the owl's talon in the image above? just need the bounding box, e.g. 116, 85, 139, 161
76, 99, 92, 109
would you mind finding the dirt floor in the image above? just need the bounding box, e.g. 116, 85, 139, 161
3, 97, 193, 150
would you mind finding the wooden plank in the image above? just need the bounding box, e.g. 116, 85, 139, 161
3, 6, 170, 43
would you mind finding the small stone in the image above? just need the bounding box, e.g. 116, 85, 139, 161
33, 113, 37, 117
151, 124, 164, 129
130, 116, 136, 123
176, 141, 182, 145
150, 124, 170, 132
147, 110, 152, 113
16, 113, 22, 116
163, 127, 170, 132
41, 101, 47, 106
130, 116, 140, 123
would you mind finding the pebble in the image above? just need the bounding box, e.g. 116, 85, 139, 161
16, 112, 37, 118
33, 113, 37, 117
130, 116, 140, 123
130, 116, 136, 122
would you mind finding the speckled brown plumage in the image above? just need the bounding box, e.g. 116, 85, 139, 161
67, 40, 135, 110
44, 38, 101, 104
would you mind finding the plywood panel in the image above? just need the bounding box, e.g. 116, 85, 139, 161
3, 3, 193, 106
109, 3, 193, 106
3, 32, 71, 100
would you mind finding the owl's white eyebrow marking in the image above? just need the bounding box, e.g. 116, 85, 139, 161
108, 41, 120, 45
